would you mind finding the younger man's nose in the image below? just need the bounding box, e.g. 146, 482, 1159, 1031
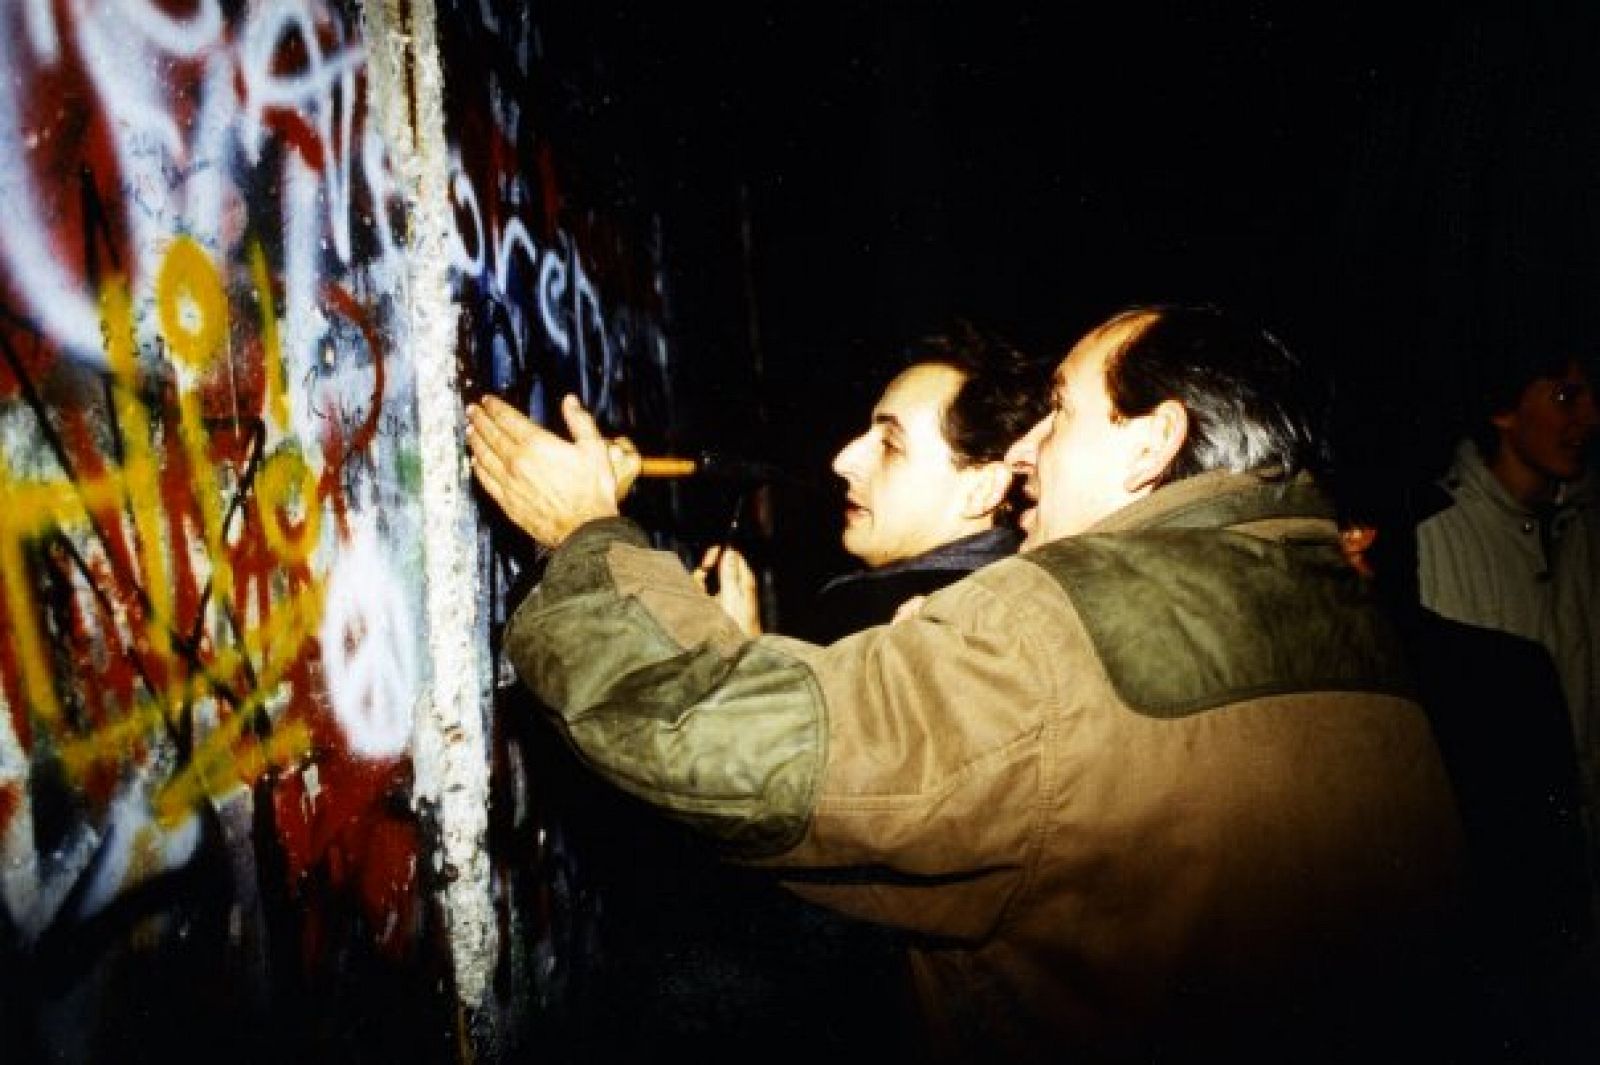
832, 435, 868, 480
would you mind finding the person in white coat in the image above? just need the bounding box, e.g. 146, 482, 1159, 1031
1418, 352, 1600, 934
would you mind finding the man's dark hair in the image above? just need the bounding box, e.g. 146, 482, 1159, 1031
1100, 303, 1328, 486
1461, 275, 1600, 458
901, 320, 1052, 468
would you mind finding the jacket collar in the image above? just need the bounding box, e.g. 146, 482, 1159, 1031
819, 526, 1020, 594
1084, 468, 1334, 536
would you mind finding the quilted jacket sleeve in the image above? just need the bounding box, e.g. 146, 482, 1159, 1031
504, 518, 827, 857
505, 519, 1061, 939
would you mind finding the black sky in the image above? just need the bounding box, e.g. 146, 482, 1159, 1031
535, 1, 1600, 597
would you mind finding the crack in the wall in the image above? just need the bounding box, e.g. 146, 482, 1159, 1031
364, 0, 497, 1028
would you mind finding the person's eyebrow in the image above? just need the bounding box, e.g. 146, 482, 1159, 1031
872, 412, 905, 443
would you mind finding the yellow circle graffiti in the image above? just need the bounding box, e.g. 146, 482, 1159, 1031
156, 235, 229, 371
256, 446, 322, 564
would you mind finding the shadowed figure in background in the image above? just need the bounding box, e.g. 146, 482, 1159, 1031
1415, 350, 1600, 936
1342, 482, 1596, 1062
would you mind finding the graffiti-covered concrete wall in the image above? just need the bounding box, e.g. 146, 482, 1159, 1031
0, 1, 678, 1062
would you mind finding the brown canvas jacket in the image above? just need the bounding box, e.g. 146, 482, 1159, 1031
505, 469, 1466, 1062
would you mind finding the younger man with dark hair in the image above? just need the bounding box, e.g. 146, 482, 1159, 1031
706, 322, 1047, 641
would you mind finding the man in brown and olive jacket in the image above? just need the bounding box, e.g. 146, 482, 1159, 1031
466, 304, 1466, 1063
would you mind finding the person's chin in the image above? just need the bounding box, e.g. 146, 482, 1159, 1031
840, 522, 869, 557
1556, 445, 1592, 480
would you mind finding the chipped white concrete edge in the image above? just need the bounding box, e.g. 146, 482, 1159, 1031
365, 0, 498, 1012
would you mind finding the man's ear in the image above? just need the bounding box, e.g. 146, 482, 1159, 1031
960, 461, 1013, 521
1122, 399, 1189, 493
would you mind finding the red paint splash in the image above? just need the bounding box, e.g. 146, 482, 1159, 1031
0, 780, 18, 839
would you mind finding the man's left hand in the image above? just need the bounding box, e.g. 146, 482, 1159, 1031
466, 394, 620, 547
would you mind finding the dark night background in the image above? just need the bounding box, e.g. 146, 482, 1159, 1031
532, 0, 1600, 616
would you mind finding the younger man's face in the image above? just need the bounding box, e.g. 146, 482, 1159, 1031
831, 363, 984, 568
1493, 358, 1598, 490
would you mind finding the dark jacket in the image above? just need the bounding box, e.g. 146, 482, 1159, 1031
1403, 607, 1595, 1059
791, 527, 1020, 643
